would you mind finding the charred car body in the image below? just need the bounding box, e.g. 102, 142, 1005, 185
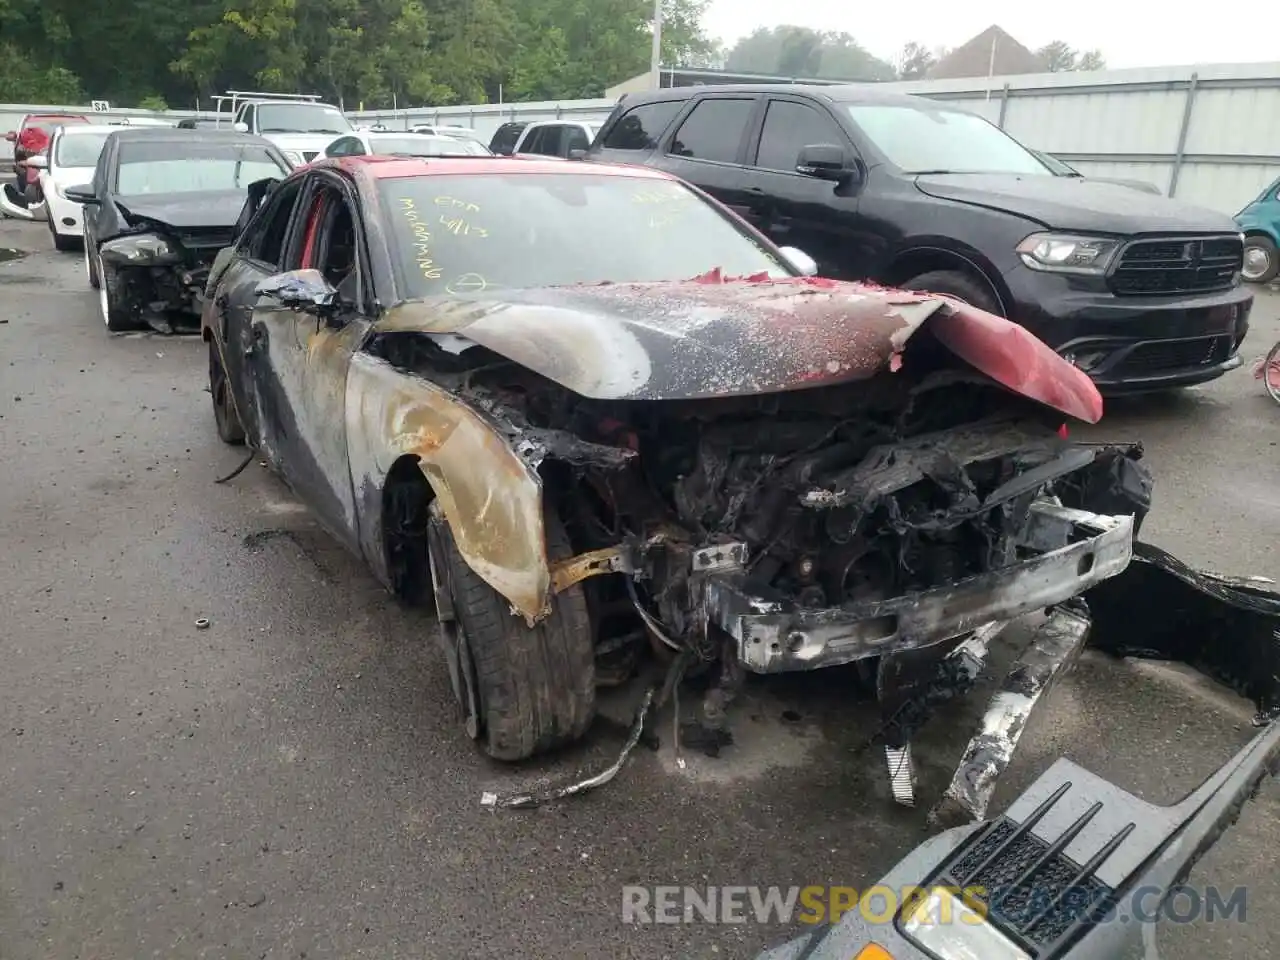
203, 155, 1150, 816
67, 129, 290, 333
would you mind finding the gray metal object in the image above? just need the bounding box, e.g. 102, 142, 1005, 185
932, 605, 1093, 825
885, 744, 916, 806
710, 502, 1132, 674
1168, 72, 1200, 198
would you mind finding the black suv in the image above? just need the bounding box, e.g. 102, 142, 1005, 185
586, 85, 1253, 394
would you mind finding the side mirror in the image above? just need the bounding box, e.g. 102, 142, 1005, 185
64, 183, 97, 204
567, 149, 587, 161
255, 269, 339, 315
778, 246, 818, 277
233, 121, 249, 134
797, 143, 855, 182
3, 131, 15, 143
26, 154, 48, 169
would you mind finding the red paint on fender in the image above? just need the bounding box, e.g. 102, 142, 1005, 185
928, 299, 1104, 424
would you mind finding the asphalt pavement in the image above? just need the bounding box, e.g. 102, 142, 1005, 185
2, 218, 1278, 960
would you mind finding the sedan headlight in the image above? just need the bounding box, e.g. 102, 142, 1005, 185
1016, 232, 1120, 275
282, 150, 304, 167
900, 887, 1030, 960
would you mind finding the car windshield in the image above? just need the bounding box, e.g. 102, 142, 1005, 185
379, 172, 789, 297
55, 131, 110, 168
370, 135, 490, 157
257, 103, 351, 134
846, 104, 1052, 176
115, 141, 287, 195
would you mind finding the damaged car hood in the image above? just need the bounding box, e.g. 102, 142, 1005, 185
116, 190, 251, 230
375, 277, 1103, 422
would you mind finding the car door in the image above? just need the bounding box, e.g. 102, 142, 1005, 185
214, 176, 306, 450
246, 172, 374, 549
741, 95, 869, 280
649, 95, 761, 221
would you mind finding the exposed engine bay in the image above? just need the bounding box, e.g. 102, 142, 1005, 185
372, 318, 1150, 817
98, 219, 232, 333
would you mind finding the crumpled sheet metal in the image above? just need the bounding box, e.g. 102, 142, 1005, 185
374, 276, 1101, 421
345, 352, 551, 622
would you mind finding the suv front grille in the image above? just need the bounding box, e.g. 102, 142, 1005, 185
303, 151, 319, 162
1109, 235, 1242, 296
1114, 335, 1231, 375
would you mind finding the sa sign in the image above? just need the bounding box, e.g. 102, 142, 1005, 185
91, 100, 110, 113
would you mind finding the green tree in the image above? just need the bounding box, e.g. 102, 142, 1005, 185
725, 25, 894, 80
1077, 49, 1106, 71
897, 41, 936, 80
1036, 40, 1077, 72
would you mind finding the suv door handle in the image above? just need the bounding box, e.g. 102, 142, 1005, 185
745, 186, 766, 195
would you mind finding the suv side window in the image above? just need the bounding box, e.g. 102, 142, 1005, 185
526, 125, 566, 157
754, 100, 845, 173
564, 125, 591, 153
668, 98, 754, 164
602, 101, 682, 151
490, 123, 526, 155
240, 104, 256, 132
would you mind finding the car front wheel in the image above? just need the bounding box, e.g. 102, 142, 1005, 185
98, 258, 139, 332
209, 339, 246, 444
902, 269, 1002, 315
84, 240, 100, 288
426, 501, 596, 761
1243, 235, 1278, 284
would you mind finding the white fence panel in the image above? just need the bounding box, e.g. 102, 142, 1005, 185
5, 61, 1280, 212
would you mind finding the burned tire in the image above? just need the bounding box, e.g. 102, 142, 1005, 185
902, 269, 1002, 315
1243, 235, 1278, 284
429, 503, 596, 761
209, 339, 245, 445
98, 258, 138, 332
84, 241, 100, 288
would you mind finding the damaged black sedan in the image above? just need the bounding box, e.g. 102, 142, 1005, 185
202, 156, 1151, 819
67, 128, 291, 333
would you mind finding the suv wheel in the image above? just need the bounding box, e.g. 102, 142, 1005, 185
902, 269, 1001, 315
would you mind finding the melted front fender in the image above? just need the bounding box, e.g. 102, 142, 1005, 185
345, 352, 550, 622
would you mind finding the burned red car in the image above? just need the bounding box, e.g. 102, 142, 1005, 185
202, 156, 1150, 816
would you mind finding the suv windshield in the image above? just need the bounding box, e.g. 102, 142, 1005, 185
847, 104, 1052, 176
116, 141, 287, 195
257, 103, 351, 135
55, 131, 110, 168
379, 173, 788, 296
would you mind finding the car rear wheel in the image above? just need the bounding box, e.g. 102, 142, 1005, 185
426, 501, 596, 761
84, 241, 99, 288
98, 258, 138, 332
1242, 236, 1278, 284
901, 269, 1002, 315
208, 339, 246, 444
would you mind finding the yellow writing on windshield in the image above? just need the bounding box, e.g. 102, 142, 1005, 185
446, 273, 489, 294
439, 215, 488, 237
398, 197, 443, 280
435, 195, 481, 212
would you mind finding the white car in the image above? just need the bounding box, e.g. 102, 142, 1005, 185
511, 121, 599, 159
409, 124, 477, 138
29, 124, 115, 251
320, 131, 491, 159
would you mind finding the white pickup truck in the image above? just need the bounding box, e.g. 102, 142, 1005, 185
216, 92, 354, 168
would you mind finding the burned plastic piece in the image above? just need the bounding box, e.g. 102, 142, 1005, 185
1086, 541, 1280, 723
931, 603, 1093, 826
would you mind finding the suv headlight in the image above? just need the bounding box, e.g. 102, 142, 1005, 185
1016, 232, 1120, 275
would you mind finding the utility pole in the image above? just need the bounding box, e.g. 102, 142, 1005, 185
650, 0, 663, 90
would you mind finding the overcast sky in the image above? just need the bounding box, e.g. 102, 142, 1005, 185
702, 1, 1279, 69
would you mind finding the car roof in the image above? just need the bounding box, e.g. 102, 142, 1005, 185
315, 155, 677, 182
56, 124, 123, 135
108, 128, 269, 144
618, 83, 953, 109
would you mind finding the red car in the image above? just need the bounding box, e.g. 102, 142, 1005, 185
4, 112, 88, 207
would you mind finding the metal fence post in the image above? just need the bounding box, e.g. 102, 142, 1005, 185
997, 83, 1011, 128
1168, 72, 1199, 198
